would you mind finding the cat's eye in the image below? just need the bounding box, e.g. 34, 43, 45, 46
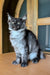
17, 22, 20, 24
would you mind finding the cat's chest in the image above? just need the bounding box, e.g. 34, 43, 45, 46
9, 31, 25, 48
10, 37, 22, 45
10, 36, 26, 54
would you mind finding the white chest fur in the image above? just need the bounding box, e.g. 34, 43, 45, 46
9, 29, 26, 54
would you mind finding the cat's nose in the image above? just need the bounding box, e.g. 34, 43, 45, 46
17, 26, 19, 29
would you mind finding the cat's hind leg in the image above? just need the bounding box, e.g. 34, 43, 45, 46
29, 52, 40, 63
32, 57, 40, 63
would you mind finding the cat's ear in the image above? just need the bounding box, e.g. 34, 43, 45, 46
7, 13, 12, 23
22, 14, 27, 21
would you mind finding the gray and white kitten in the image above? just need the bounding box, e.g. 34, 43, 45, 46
7, 13, 45, 67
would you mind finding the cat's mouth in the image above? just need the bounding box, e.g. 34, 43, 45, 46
12, 27, 16, 30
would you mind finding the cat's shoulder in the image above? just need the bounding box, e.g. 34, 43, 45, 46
25, 29, 36, 38
25, 29, 33, 34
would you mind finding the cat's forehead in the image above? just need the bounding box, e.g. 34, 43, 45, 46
12, 18, 22, 22
16, 18, 22, 21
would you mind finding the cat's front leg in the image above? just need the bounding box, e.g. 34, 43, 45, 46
12, 55, 20, 65
21, 53, 28, 67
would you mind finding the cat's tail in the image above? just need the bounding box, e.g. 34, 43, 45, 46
40, 51, 45, 59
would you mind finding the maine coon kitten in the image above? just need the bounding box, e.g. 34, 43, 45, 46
7, 13, 45, 67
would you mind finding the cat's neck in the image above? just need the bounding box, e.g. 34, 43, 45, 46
10, 28, 25, 33
10, 28, 25, 39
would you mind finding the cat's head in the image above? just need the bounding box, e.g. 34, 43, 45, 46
7, 13, 27, 31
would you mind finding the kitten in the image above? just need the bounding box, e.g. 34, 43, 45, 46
7, 13, 45, 67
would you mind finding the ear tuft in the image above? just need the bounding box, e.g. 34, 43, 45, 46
22, 14, 27, 20
7, 12, 11, 21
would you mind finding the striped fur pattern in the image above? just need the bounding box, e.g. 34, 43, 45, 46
7, 13, 45, 67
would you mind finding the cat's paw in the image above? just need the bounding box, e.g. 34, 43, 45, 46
21, 62, 28, 67
12, 60, 18, 65
32, 58, 39, 63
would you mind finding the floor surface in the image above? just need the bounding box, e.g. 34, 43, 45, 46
0, 52, 50, 75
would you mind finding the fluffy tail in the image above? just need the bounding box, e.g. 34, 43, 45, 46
40, 51, 45, 59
